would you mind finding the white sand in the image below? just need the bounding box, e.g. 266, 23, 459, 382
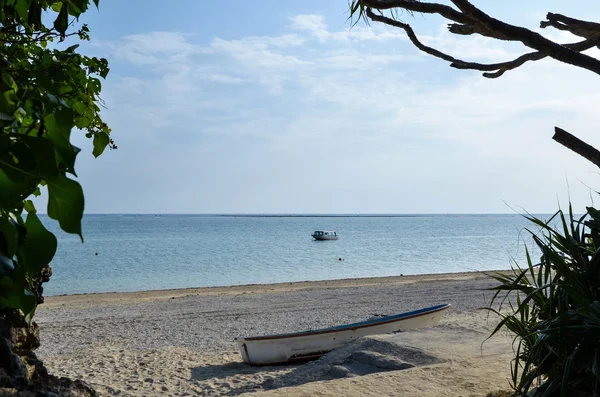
35, 272, 515, 396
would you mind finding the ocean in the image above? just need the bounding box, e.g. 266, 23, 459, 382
42, 214, 543, 296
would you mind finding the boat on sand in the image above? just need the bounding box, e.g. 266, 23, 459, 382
235, 303, 451, 365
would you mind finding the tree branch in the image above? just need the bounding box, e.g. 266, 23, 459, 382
364, 6, 600, 78
449, 0, 600, 75
355, 0, 600, 77
452, 37, 600, 78
541, 13, 600, 40
553, 127, 600, 169
352, 2, 600, 170
365, 8, 462, 65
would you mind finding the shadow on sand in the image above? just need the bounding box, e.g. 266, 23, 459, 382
190, 336, 444, 396
190, 361, 297, 383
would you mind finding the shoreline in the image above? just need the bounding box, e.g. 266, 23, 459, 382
42, 269, 509, 307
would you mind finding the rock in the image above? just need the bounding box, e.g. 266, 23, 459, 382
0, 310, 98, 397
0, 263, 97, 397
11, 322, 40, 356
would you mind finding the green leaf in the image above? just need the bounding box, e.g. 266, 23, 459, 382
72, 101, 93, 128
23, 135, 59, 178
0, 277, 20, 309
0, 112, 14, 122
67, 0, 88, 15
89, 77, 102, 93
65, 44, 80, 53
0, 255, 15, 278
27, 2, 42, 28
98, 59, 109, 78
17, 212, 57, 276
0, 168, 37, 210
1, 72, 18, 91
13, 107, 26, 123
51, 1, 63, 12
0, 217, 18, 256
23, 200, 35, 214
47, 175, 84, 240
92, 131, 109, 158
44, 108, 78, 174
0, 0, 109, 325
20, 289, 37, 323
15, 0, 31, 20
53, 2, 69, 35
0, 134, 10, 155
0, 90, 18, 113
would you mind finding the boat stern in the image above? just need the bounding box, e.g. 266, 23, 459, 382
234, 337, 250, 364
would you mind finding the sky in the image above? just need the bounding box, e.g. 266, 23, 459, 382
35, 0, 600, 214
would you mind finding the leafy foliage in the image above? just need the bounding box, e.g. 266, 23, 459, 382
486, 206, 600, 396
0, 0, 112, 323
348, 0, 414, 26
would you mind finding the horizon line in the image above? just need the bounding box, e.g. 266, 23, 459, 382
36, 212, 555, 217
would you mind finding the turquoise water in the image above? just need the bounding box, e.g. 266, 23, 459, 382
42, 214, 541, 296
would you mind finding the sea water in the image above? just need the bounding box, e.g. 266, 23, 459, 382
41, 214, 543, 295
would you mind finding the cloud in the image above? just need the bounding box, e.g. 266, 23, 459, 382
206, 74, 245, 84
290, 13, 408, 43
78, 11, 600, 213
111, 32, 205, 66
210, 36, 307, 69
290, 14, 327, 32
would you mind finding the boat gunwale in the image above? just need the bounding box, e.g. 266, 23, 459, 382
238, 303, 451, 342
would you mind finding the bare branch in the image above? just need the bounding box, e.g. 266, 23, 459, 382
449, 0, 600, 75
553, 127, 600, 169
452, 37, 600, 78
365, 8, 513, 77
361, 0, 505, 41
447, 23, 477, 36
365, 8, 462, 65
541, 13, 600, 40
353, 2, 600, 169
356, 0, 600, 77
363, 5, 600, 79
451, 52, 546, 78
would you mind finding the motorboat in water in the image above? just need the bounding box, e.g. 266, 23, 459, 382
312, 230, 339, 240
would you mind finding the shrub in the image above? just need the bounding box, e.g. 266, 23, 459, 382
487, 205, 600, 396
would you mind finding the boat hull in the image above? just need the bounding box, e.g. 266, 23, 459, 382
312, 235, 339, 240
235, 303, 450, 365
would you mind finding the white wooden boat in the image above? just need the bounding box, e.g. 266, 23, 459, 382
235, 303, 451, 365
311, 230, 339, 240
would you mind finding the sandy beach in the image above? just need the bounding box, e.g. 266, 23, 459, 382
35, 271, 515, 396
